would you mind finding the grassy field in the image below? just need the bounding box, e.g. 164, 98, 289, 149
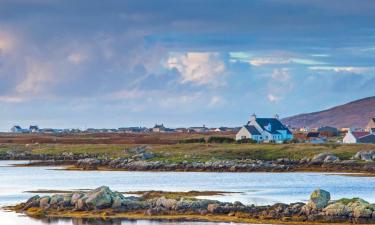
2, 141, 374, 162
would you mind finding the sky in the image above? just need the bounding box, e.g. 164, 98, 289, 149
0, 0, 375, 130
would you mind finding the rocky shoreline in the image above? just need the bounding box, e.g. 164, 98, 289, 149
4, 147, 375, 174
7, 186, 375, 224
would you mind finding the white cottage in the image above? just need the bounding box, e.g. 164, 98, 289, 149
236, 114, 293, 143
343, 130, 371, 144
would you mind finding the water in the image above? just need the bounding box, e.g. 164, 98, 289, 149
1, 160, 375, 224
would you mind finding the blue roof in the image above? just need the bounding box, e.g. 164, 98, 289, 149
244, 125, 261, 135
252, 118, 292, 135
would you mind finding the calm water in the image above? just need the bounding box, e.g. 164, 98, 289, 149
1, 160, 375, 225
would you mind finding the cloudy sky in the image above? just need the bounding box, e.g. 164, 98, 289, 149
0, 0, 375, 130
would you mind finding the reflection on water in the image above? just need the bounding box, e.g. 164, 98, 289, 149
1, 160, 375, 225
1, 211, 254, 225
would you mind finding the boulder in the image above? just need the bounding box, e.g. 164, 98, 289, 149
311, 153, 339, 164
71, 193, 84, 205
23, 195, 40, 209
39, 196, 51, 208
353, 150, 375, 162
324, 155, 340, 163
85, 186, 114, 209
347, 199, 373, 218
303, 189, 331, 214
50, 194, 64, 206
323, 202, 349, 216
112, 196, 124, 208
207, 203, 220, 213
76, 158, 101, 170
155, 197, 178, 209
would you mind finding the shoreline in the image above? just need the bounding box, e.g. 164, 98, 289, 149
7, 186, 375, 225
7, 159, 375, 176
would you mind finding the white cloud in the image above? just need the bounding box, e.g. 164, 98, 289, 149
16, 60, 54, 94
309, 66, 374, 74
166, 52, 226, 86
67, 52, 87, 64
0, 95, 25, 103
250, 57, 291, 66
208, 95, 226, 107
250, 57, 326, 66
267, 94, 282, 102
0, 31, 15, 53
266, 68, 294, 103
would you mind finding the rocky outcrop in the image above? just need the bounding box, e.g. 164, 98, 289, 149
13, 187, 375, 224
353, 150, 375, 162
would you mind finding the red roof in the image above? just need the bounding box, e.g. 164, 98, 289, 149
352, 131, 370, 139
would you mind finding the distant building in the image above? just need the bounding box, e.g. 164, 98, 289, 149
10, 125, 24, 133
29, 125, 39, 133
236, 114, 293, 143
214, 127, 234, 132
343, 130, 371, 144
175, 128, 187, 133
152, 124, 166, 132
118, 127, 148, 133
188, 126, 208, 133
366, 118, 375, 132
306, 132, 326, 144
317, 126, 338, 136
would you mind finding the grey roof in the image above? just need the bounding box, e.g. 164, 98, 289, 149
253, 118, 292, 135
358, 134, 375, 143
307, 132, 320, 138
244, 125, 261, 135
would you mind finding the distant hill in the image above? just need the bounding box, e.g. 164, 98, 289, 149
282, 96, 375, 128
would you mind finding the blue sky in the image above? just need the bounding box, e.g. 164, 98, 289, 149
0, 0, 375, 130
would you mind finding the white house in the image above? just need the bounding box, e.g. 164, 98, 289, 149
10, 125, 23, 133
236, 114, 293, 143
343, 130, 370, 144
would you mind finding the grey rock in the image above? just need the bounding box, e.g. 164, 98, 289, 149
39, 196, 51, 208
85, 186, 113, 209
304, 189, 331, 213
71, 193, 84, 205
323, 203, 349, 216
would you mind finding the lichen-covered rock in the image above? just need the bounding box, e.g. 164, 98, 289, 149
309, 189, 331, 210
353, 150, 375, 162
347, 199, 373, 218
85, 186, 113, 209
323, 202, 349, 216
39, 196, 51, 208
324, 155, 340, 163
155, 197, 178, 209
70, 193, 83, 206
311, 153, 339, 164
302, 189, 331, 214
23, 195, 40, 209
207, 203, 220, 213
50, 194, 64, 206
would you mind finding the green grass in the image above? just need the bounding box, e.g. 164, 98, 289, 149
1, 142, 374, 162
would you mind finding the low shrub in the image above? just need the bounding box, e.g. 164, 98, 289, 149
207, 136, 235, 143
178, 138, 206, 144
236, 138, 257, 144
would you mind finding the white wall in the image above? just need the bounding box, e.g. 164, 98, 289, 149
235, 127, 251, 140
343, 132, 357, 144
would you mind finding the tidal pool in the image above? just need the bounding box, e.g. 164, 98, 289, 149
1, 160, 375, 225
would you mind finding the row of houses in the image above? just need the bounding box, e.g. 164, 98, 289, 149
9, 124, 239, 134
342, 118, 375, 144
235, 114, 375, 144
151, 124, 238, 133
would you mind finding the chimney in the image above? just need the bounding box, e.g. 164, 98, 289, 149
250, 113, 257, 122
